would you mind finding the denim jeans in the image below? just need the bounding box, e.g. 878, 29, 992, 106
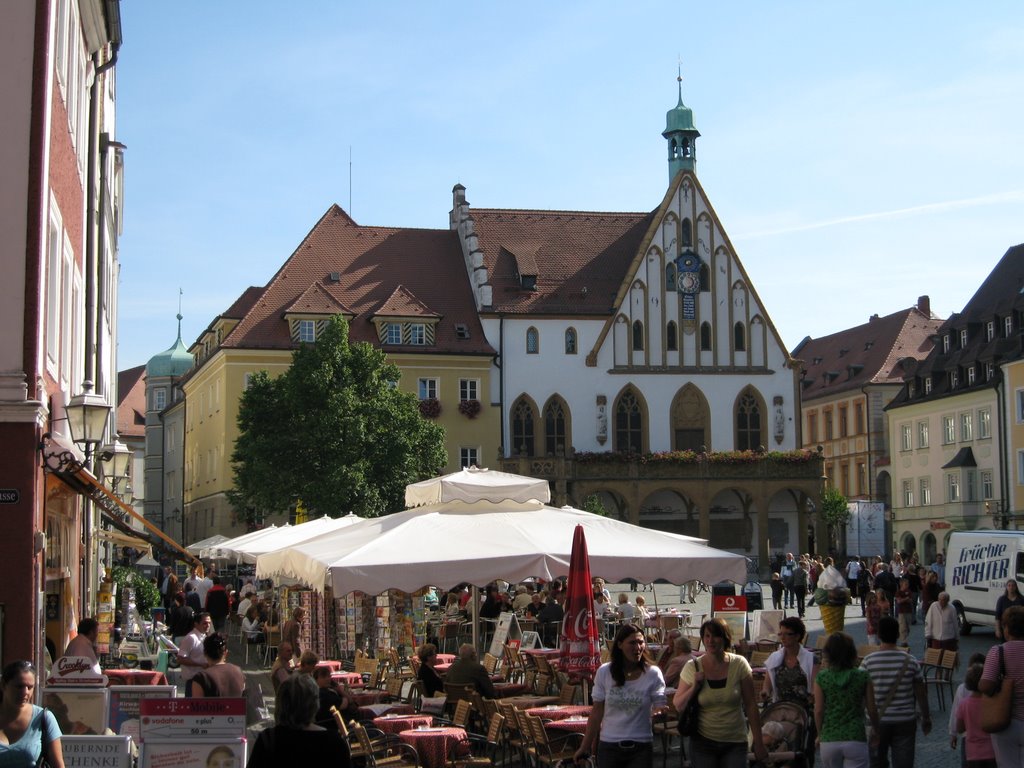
688, 733, 747, 768
871, 719, 916, 768
596, 739, 652, 768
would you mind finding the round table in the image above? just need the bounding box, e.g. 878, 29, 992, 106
398, 727, 468, 768
332, 671, 364, 687
546, 717, 589, 734
316, 660, 344, 672
359, 703, 414, 720
103, 669, 168, 686
525, 705, 591, 721
373, 714, 434, 734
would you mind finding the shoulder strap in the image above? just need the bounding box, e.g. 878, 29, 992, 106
877, 653, 912, 718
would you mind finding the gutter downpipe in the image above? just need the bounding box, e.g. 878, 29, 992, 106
997, 374, 1009, 529
498, 315, 505, 457
861, 385, 872, 557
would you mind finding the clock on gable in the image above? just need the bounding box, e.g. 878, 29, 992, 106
675, 250, 701, 294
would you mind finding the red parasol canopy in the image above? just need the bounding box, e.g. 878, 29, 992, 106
559, 524, 601, 680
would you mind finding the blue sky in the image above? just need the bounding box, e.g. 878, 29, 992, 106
116, 2, 1024, 370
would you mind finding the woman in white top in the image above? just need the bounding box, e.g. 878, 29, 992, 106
761, 616, 817, 710
575, 623, 668, 768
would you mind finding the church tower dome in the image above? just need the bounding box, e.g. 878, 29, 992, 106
662, 73, 700, 181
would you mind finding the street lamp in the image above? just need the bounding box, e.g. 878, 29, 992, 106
99, 436, 132, 489
64, 380, 111, 614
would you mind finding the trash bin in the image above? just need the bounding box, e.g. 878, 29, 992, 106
743, 581, 763, 612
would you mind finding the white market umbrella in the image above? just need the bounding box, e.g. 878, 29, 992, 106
185, 534, 229, 555
405, 466, 550, 507
257, 499, 746, 595
233, 514, 363, 564
201, 524, 288, 560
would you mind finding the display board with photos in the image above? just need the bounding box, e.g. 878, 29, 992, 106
43, 687, 110, 736
713, 611, 748, 643
141, 739, 247, 768
108, 685, 176, 741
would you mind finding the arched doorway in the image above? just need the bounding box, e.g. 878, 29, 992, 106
919, 531, 937, 566
639, 489, 698, 537
899, 531, 917, 559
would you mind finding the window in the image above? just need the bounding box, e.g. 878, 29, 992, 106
982, 470, 993, 499
526, 327, 539, 354
665, 263, 676, 286
824, 410, 834, 440
699, 263, 710, 292
943, 416, 955, 444
243, 373, 254, 390
902, 480, 913, 507
544, 399, 568, 456
942, 335, 950, 353
839, 405, 848, 438
961, 412, 973, 441
967, 366, 976, 385
840, 464, 850, 496
854, 402, 864, 434
460, 447, 480, 468
154, 388, 167, 411
681, 218, 692, 247
632, 320, 644, 351
979, 409, 991, 439
1017, 389, 1024, 423
918, 421, 929, 448
417, 378, 438, 400
950, 370, 959, 389
385, 323, 402, 344
987, 321, 995, 342
409, 323, 425, 345
947, 473, 960, 502
920, 477, 931, 505
900, 424, 912, 451
666, 322, 678, 352
616, 390, 644, 453
960, 329, 968, 348
46, 213, 61, 368
924, 378, 932, 395
511, 398, 536, 456
966, 470, 977, 501
1006, 316, 1014, 337
807, 412, 817, 444
857, 462, 866, 495
734, 322, 746, 352
564, 328, 577, 355
700, 322, 712, 351
459, 379, 478, 402
736, 391, 762, 451
986, 362, 994, 381
298, 319, 316, 343
1019, 451, 1024, 484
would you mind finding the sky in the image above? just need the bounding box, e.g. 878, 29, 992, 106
115, 2, 1024, 370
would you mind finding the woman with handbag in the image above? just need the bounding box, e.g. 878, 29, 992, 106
0, 660, 66, 768
673, 618, 768, 767
979, 605, 1024, 764
574, 623, 668, 768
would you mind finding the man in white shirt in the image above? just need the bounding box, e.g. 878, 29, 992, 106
845, 558, 862, 595
176, 612, 212, 694
62, 618, 100, 665
924, 592, 959, 653
236, 594, 253, 617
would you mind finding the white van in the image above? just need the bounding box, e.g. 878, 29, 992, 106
947, 530, 1024, 634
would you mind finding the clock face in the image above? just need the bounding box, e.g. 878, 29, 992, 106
678, 271, 700, 294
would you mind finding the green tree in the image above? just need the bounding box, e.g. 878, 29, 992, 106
581, 493, 609, 517
820, 486, 850, 552
230, 316, 446, 524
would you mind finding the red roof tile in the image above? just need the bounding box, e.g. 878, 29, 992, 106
284, 282, 354, 316
372, 285, 440, 319
221, 205, 494, 356
116, 365, 147, 438
469, 208, 655, 314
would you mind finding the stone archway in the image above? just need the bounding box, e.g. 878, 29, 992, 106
766, 489, 803, 564
899, 531, 917, 559
919, 531, 937, 566
708, 488, 756, 555
670, 384, 710, 452
639, 488, 698, 537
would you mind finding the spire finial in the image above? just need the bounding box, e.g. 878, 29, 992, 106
677, 58, 683, 104
176, 288, 183, 340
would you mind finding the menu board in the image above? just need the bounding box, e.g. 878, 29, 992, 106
62, 735, 132, 768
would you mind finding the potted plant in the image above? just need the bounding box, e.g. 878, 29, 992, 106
457, 399, 481, 419
419, 397, 442, 419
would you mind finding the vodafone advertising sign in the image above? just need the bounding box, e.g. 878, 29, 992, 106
712, 594, 747, 613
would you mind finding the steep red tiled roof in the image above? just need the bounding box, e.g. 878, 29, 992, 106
223, 286, 264, 319
469, 208, 655, 314
116, 365, 147, 438
221, 205, 493, 355
373, 285, 440, 319
284, 283, 354, 316
793, 299, 944, 400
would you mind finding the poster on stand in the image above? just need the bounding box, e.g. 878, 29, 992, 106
43, 687, 110, 736
713, 611, 748, 642
108, 685, 176, 740
750, 610, 785, 643
141, 739, 247, 768
139, 698, 246, 743
62, 735, 132, 768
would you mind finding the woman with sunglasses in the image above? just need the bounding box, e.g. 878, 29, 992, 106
761, 616, 817, 709
0, 661, 66, 768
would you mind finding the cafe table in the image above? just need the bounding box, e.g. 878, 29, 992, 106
104, 669, 168, 686
359, 702, 414, 720
398, 726, 469, 768
316, 660, 344, 672
373, 714, 433, 734
352, 690, 389, 706
524, 704, 591, 721
435, 653, 456, 665
497, 694, 560, 709
332, 671, 364, 687
545, 716, 589, 735
493, 681, 531, 697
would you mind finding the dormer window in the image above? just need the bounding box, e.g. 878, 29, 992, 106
298, 319, 316, 343
986, 362, 994, 381
942, 335, 950, 353
385, 323, 402, 345
960, 329, 968, 348
521, 274, 537, 291
950, 369, 959, 389
967, 365, 976, 385
924, 377, 933, 395
987, 321, 995, 342
1006, 316, 1014, 337
410, 323, 426, 345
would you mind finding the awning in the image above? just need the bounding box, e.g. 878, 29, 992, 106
96, 528, 153, 553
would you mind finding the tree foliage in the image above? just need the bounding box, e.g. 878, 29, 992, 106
229, 316, 446, 524
581, 494, 609, 517
820, 486, 850, 550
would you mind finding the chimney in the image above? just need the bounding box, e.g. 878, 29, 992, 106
868, 314, 879, 322
917, 295, 930, 315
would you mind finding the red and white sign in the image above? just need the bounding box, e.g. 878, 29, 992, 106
47, 656, 106, 686
139, 699, 245, 743
712, 595, 747, 613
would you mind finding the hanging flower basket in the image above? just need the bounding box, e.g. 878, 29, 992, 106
419, 397, 442, 419
457, 399, 481, 419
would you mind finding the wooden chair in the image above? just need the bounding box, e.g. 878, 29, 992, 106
503, 645, 525, 683
350, 722, 420, 768
482, 652, 502, 678
652, 706, 679, 768
440, 622, 461, 654
749, 650, 772, 669
558, 682, 579, 705
384, 676, 405, 702
497, 702, 529, 766
448, 712, 505, 768
389, 647, 415, 680
443, 682, 478, 719
925, 651, 957, 711
524, 713, 580, 768
535, 672, 553, 696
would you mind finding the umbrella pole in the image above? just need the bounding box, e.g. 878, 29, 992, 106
471, 585, 479, 653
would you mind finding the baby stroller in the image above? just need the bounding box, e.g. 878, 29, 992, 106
748, 701, 810, 767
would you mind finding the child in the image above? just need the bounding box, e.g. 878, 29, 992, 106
948, 653, 987, 763
864, 590, 881, 645
761, 720, 789, 752
769, 572, 784, 610
955, 664, 996, 768
895, 578, 913, 647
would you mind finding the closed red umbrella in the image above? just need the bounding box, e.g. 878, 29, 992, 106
559, 524, 601, 681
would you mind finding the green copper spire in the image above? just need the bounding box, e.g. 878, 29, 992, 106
662, 69, 700, 180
